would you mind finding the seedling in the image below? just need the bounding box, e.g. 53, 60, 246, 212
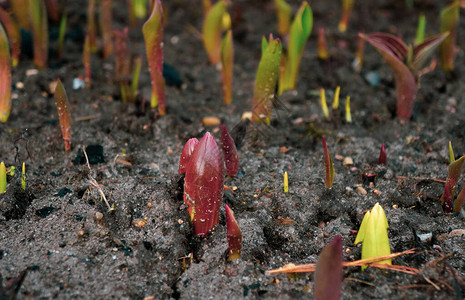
252, 34, 282, 125
274, 0, 291, 37
183, 132, 224, 236
83, 34, 91, 88
54, 79, 71, 151
378, 143, 386, 165
338, 0, 354, 32
133, 0, 147, 20
440, 153, 465, 212
57, 12, 67, 60
113, 27, 131, 102
453, 184, 465, 213
29, 0, 48, 69
220, 30, 233, 105
0, 8, 21, 67
360, 31, 449, 119
221, 125, 239, 176
415, 14, 426, 45
0, 23, 11, 123
21, 162, 26, 191
345, 96, 352, 123
449, 141, 454, 163
87, 0, 97, 52
352, 32, 365, 72
283, 171, 288, 193
225, 204, 242, 260
278, 1, 312, 95
202, 0, 227, 65
100, 0, 113, 59
317, 27, 329, 60
332, 86, 340, 110
143, 0, 166, 114
354, 203, 391, 270
320, 88, 329, 119
314, 236, 342, 300
439, 1, 459, 72
130, 56, 142, 102
0, 161, 6, 193
322, 137, 335, 188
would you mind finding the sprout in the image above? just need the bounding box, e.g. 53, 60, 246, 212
338, 0, 354, 32
449, 141, 455, 163
143, 0, 166, 114
440, 154, 465, 211
54, 79, 72, 151
0, 162, 6, 193
322, 137, 335, 188
0, 23, 11, 123
202, 0, 227, 65
225, 204, 242, 260
183, 132, 224, 236
87, 0, 97, 52
378, 143, 386, 165
283, 171, 288, 193
278, 1, 312, 95
221, 124, 239, 176
57, 12, 67, 60
130, 56, 142, 102
320, 88, 329, 119
252, 34, 282, 125
220, 30, 233, 105
415, 14, 426, 45
274, 0, 291, 37
332, 86, 340, 110
100, 0, 113, 59
360, 32, 448, 119
317, 27, 329, 60
439, 1, 459, 72
345, 96, 352, 123
21, 162, 26, 191
0, 7, 21, 67
352, 32, 365, 72
314, 236, 342, 300
29, 0, 48, 69
83, 34, 91, 88
354, 203, 391, 270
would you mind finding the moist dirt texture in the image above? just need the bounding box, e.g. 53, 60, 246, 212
1, 0, 465, 299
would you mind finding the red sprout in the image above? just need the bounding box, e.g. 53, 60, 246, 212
314, 236, 343, 300
225, 204, 242, 260
378, 143, 386, 165
221, 124, 239, 176
178, 138, 199, 174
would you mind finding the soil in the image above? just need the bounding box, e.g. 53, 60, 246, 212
1, 0, 465, 299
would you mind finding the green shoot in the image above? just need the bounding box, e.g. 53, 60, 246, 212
21, 162, 26, 191
0, 162, 6, 193
317, 27, 329, 60
274, 0, 291, 37
252, 34, 282, 125
57, 12, 67, 59
0, 8, 21, 67
87, 0, 97, 52
332, 86, 340, 110
414, 14, 426, 45
338, 0, 354, 32
322, 136, 335, 188
320, 88, 329, 119
449, 141, 455, 163
54, 78, 72, 151
284, 171, 288, 193
439, 0, 460, 72
220, 30, 233, 104
202, 0, 227, 65
29, 0, 48, 69
345, 96, 352, 123
0, 23, 11, 123
130, 56, 142, 101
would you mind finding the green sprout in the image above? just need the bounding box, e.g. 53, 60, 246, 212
320, 88, 329, 119
0, 22, 11, 123
0, 161, 6, 193
0, 7, 21, 67
332, 86, 341, 110
202, 0, 227, 65
220, 30, 233, 104
345, 96, 352, 123
414, 14, 426, 45
322, 137, 335, 188
21, 162, 26, 191
354, 203, 391, 270
29, 0, 48, 69
57, 12, 67, 60
274, 0, 291, 37
439, 0, 460, 72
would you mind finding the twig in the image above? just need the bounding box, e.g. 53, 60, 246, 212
396, 176, 446, 184
88, 178, 113, 211
75, 114, 101, 121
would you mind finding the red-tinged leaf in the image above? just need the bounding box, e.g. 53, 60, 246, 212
221, 124, 239, 176
113, 27, 130, 81
184, 132, 224, 236
87, 0, 97, 52
44, 0, 60, 23
317, 27, 329, 60
220, 30, 233, 104
99, 0, 113, 59
453, 184, 465, 213
360, 33, 417, 119
0, 23, 11, 123
54, 79, 71, 151
322, 137, 335, 188
11, 0, 29, 30
411, 32, 449, 74
0, 8, 21, 67
202, 0, 226, 65
83, 33, 91, 88
225, 204, 242, 260
443, 184, 453, 213
29, 0, 48, 69
142, 0, 166, 115
338, 0, 354, 32
439, 1, 460, 72
378, 143, 386, 165
178, 138, 199, 174
441, 156, 465, 203
314, 236, 342, 300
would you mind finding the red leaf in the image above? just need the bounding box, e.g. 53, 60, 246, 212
443, 184, 453, 213
179, 138, 199, 174
322, 136, 334, 188
378, 143, 386, 165
221, 124, 239, 176
184, 132, 224, 236
314, 236, 343, 300
225, 204, 242, 260
411, 32, 449, 74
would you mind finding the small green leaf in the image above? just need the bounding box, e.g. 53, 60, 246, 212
439, 0, 460, 71
202, 0, 226, 65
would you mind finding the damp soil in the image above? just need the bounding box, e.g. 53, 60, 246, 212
1, 0, 465, 299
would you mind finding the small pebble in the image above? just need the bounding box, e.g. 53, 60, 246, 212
343, 157, 353, 166
241, 111, 252, 120
26, 69, 39, 76
134, 218, 147, 228
77, 230, 85, 237
356, 186, 367, 195
95, 212, 103, 221
202, 116, 221, 126
392, 204, 398, 209
373, 189, 381, 195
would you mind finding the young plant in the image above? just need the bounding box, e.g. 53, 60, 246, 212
278, 1, 312, 95
283, 171, 288, 193
113, 27, 131, 102
338, 0, 354, 32
143, 0, 166, 115
274, 0, 291, 37
87, 0, 97, 52
345, 96, 352, 123
449, 140, 455, 163
225, 204, 242, 261
220, 30, 233, 105
130, 56, 142, 101
378, 143, 386, 165
414, 14, 426, 45
54, 79, 71, 151
439, 0, 460, 72
314, 236, 342, 300
221, 124, 239, 176
252, 34, 282, 125
352, 32, 365, 72
332, 86, 340, 110
0, 8, 21, 67
440, 154, 465, 211
322, 136, 335, 188
29, 0, 48, 69
83, 33, 91, 88
317, 27, 329, 60
354, 203, 391, 270
57, 12, 67, 60
453, 184, 465, 213
320, 88, 329, 119
0, 161, 6, 193
21, 162, 26, 191
100, 0, 113, 59
360, 31, 449, 119
202, 0, 227, 65
182, 132, 224, 236
0, 23, 11, 123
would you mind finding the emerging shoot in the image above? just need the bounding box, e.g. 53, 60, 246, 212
332, 86, 340, 110
0, 162, 5, 193
87, 0, 97, 52
314, 236, 342, 300
453, 185, 465, 213
338, 0, 354, 32
345, 96, 352, 123
21, 162, 26, 191
322, 136, 335, 188
320, 88, 329, 119
221, 125, 239, 176
283, 171, 288, 193
0, 8, 21, 67
143, 0, 166, 114
220, 30, 233, 105
440, 155, 465, 210
414, 14, 426, 45
83, 34, 91, 88
225, 204, 242, 261
54, 79, 72, 151
0, 23, 11, 123
449, 141, 455, 163
274, 0, 291, 37
317, 27, 329, 60
439, 0, 459, 72
354, 203, 391, 270
378, 143, 386, 165
352, 32, 365, 72
29, 0, 48, 69
57, 12, 67, 60
202, 0, 227, 65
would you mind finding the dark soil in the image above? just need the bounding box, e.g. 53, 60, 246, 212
1, 0, 465, 299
